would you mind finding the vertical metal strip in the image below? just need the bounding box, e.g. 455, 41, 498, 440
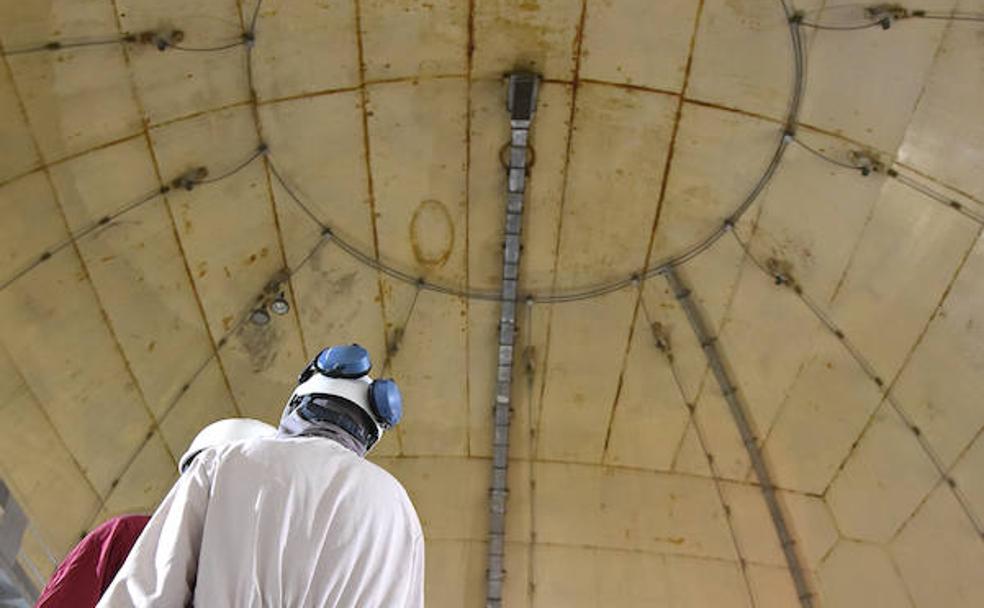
0, 480, 39, 602
486, 72, 539, 608
664, 268, 814, 608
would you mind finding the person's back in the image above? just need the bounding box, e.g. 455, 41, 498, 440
98, 344, 425, 607
194, 436, 422, 607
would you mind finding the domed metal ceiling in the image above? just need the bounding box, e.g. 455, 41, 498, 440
1, 0, 983, 606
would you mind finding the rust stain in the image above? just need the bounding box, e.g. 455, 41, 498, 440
603, 0, 707, 465
409, 199, 454, 267
533, 0, 589, 453
682, 96, 781, 126
147, 340, 156, 352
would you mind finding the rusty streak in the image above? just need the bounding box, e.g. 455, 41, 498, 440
353, 0, 401, 454
601, 0, 708, 458
464, 0, 476, 457
532, 0, 589, 442
234, 0, 312, 362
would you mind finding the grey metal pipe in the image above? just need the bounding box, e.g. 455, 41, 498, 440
664, 267, 814, 608
486, 72, 540, 608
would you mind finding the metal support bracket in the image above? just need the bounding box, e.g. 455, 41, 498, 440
486, 72, 540, 608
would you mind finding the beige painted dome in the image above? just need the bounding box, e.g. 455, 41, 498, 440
1, 0, 983, 606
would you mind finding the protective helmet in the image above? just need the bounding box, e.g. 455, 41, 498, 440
284, 344, 402, 449
178, 418, 277, 473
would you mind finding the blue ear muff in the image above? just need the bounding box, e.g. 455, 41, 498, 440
368, 379, 402, 428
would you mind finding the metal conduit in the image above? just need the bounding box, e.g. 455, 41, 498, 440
486, 72, 540, 608
664, 267, 814, 608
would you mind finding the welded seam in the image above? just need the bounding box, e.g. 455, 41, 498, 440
464, 0, 475, 458
683, 2, 814, 481
732, 229, 984, 539
819, 223, 983, 502
0, 131, 144, 189
601, 0, 707, 461
352, 0, 398, 454
742, 351, 813, 483
430, 536, 810, 568
236, 0, 311, 361
0, 345, 104, 518
552, 76, 679, 98
523, 300, 539, 603
825, 192, 881, 303
1, 36, 179, 480
107, 0, 245, 424
531, 0, 588, 448
41, 163, 178, 468
640, 292, 758, 607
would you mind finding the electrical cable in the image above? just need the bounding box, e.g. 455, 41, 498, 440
0, 147, 265, 293
166, 40, 246, 53
791, 133, 984, 226
791, 136, 863, 171
254, 0, 806, 306
197, 144, 266, 183
798, 20, 886, 31
1, 37, 129, 56
730, 229, 984, 540
2, 32, 250, 56
796, 8, 984, 30
889, 171, 984, 226
911, 12, 984, 23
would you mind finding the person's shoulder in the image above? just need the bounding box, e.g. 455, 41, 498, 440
357, 459, 417, 512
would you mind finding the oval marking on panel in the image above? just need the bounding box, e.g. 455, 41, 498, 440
410, 199, 454, 267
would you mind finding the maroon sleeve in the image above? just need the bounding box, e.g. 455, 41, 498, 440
35, 514, 150, 608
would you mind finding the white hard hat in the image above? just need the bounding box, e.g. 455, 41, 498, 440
287, 374, 385, 441
178, 418, 277, 473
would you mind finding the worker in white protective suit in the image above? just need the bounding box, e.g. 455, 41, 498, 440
98, 344, 425, 608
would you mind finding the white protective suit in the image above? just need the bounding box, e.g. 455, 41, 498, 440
97, 435, 424, 607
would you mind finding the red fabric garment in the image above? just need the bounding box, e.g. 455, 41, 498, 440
35, 514, 150, 608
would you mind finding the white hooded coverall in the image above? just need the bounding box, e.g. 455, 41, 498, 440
97, 436, 424, 607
